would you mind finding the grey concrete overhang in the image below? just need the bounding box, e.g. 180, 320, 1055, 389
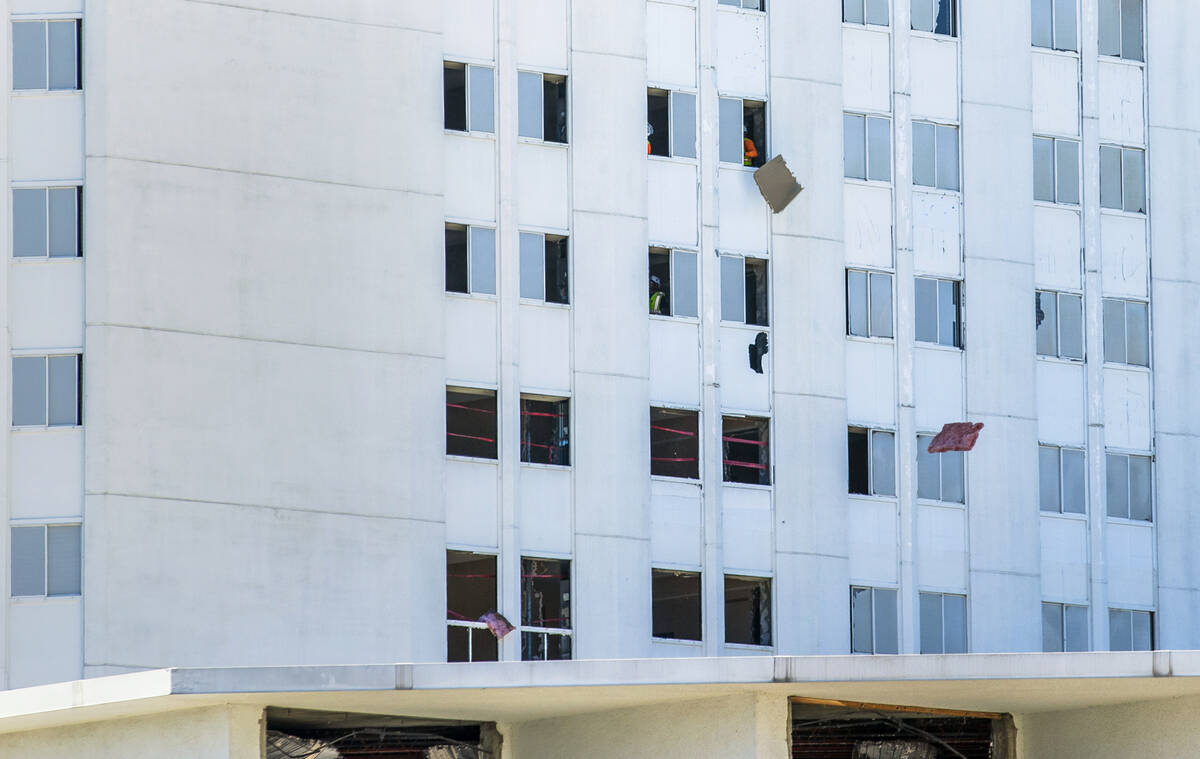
4, 651, 1200, 735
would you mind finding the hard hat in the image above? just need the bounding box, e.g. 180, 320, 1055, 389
650, 275, 662, 288
647, 122, 654, 137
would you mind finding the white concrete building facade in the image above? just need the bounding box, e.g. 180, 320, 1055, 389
2, 0, 1199, 692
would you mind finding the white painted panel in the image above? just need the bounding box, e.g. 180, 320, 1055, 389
1106, 521, 1155, 607
1036, 360, 1086, 446
649, 318, 701, 407
443, 0, 494, 61
846, 340, 896, 427
913, 347, 963, 431
916, 504, 967, 590
517, 142, 569, 230
1101, 214, 1148, 298
1102, 367, 1152, 451
10, 261, 84, 350
9, 600, 82, 688
10, 95, 84, 181
444, 458, 498, 548
12, 0, 83, 12
444, 134, 496, 223
717, 167, 768, 252
1032, 52, 1080, 137
647, 2, 696, 89
1039, 515, 1089, 602
848, 497, 897, 584
1033, 206, 1082, 290
518, 304, 571, 391
651, 479, 702, 567
518, 465, 572, 554
722, 485, 772, 573
841, 27, 890, 113
445, 297, 497, 384
912, 191, 961, 277
1098, 60, 1145, 146
11, 430, 82, 519
910, 36, 958, 122
719, 325, 769, 412
516, 0, 568, 70
844, 183, 893, 269
648, 159, 698, 247
715, 11, 766, 97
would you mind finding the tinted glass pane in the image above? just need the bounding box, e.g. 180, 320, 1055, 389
1109, 609, 1131, 650
47, 524, 81, 595
1036, 292, 1058, 356
12, 356, 47, 426
47, 20, 77, 90
1128, 455, 1152, 521
871, 430, 895, 496
844, 0, 864, 23
934, 0, 955, 35
1103, 298, 1126, 363
469, 227, 496, 295
720, 255, 745, 322
48, 355, 78, 426
445, 227, 468, 293
851, 587, 873, 653
468, 65, 494, 133
941, 450, 964, 503
12, 21, 46, 90
1122, 149, 1145, 213
1039, 446, 1061, 512
443, 65, 466, 131
517, 71, 542, 138
1056, 140, 1079, 204
1099, 146, 1122, 209
847, 270, 869, 336
870, 272, 893, 337
48, 187, 78, 258
911, 0, 935, 32
943, 594, 967, 653
1054, 0, 1078, 50
1032, 0, 1053, 47
920, 592, 943, 654
1098, 0, 1121, 56
671, 91, 697, 159
519, 233, 544, 300
938, 279, 959, 347
13, 189, 46, 257
866, 0, 889, 25
1042, 603, 1063, 652
1131, 610, 1151, 650
1033, 138, 1055, 202
843, 114, 866, 180
867, 116, 891, 181
935, 125, 959, 191
915, 277, 939, 343
1121, 0, 1143, 61
917, 436, 940, 500
1126, 300, 1148, 366
719, 98, 744, 164
1062, 448, 1086, 514
1106, 454, 1128, 518
11, 526, 45, 596
873, 590, 898, 654
1058, 293, 1083, 359
673, 251, 698, 318
912, 122, 935, 187
1065, 605, 1088, 651
848, 429, 869, 495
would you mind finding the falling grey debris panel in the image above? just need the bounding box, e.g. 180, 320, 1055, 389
753, 154, 803, 213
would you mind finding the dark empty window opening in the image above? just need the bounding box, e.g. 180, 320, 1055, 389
446, 387, 497, 459
521, 557, 571, 660
848, 427, 895, 497
520, 232, 569, 304
520, 395, 570, 466
791, 704, 1000, 759
725, 575, 771, 646
722, 415, 770, 485
647, 90, 670, 156
265, 709, 491, 759
443, 63, 466, 131
446, 551, 499, 662
445, 223, 497, 296
651, 407, 700, 479
652, 569, 702, 641
543, 74, 567, 143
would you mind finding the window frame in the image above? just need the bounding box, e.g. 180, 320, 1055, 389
846, 268, 894, 340
1105, 451, 1153, 522
848, 426, 896, 498
519, 230, 570, 305
1038, 443, 1087, 515
1102, 297, 1150, 368
918, 591, 968, 654
843, 0, 890, 27
718, 96, 768, 168
721, 414, 771, 486
520, 556, 573, 661
650, 405, 701, 480
1098, 0, 1144, 63
914, 276, 963, 348
649, 247, 700, 320
1035, 290, 1085, 361
11, 352, 81, 429
916, 432, 966, 504
1032, 0, 1079, 52
519, 393, 571, 467
444, 222, 497, 297
442, 60, 496, 135
910, 0, 958, 38
1099, 145, 1146, 214
912, 120, 960, 192
445, 385, 499, 461
651, 568, 703, 643
647, 87, 698, 161
446, 550, 500, 663
1108, 607, 1153, 651
850, 585, 899, 655
517, 70, 569, 145
1041, 601, 1089, 652
717, 0, 767, 14
719, 252, 770, 327
724, 574, 772, 647
12, 184, 83, 259
11, 17, 82, 93
843, 112, 892, 184
1033, 136, 1080, 205
9, 522, 81, 598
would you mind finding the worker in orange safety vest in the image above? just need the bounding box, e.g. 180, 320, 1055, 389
743, 124, 758, 166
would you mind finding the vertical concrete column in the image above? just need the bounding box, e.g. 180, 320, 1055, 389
0, 0, 10, 689
568, 0, 652, 658
959, 2, 1041, 652
768, 2, 850, 654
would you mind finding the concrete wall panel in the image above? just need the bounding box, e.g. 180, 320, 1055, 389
1102, 367, 1152, 452
10, 430, 82, 519
722, 485, 772, 574
516, 142, 569, 230
1106, 521, 1155, 608
446, 459, 499, 549
10, 95, 84, 181
9, 600, 81, 688
516, 0, 568, 70
649, 319, 701, 407
1039, 515, 1089, 603
846, 340, 895, 427
518, 465, 571, 555
446, 297, 498, 385
913, 347, 963, 431
443, 0, 494, 61
719, 324, 769, 412
647, 2, 696, 89
445, 135, 496, 222
841, 28, 890, 114
648, 159, 698, 247
717, 168, 768, 253
909, 37, 958, 123
916, 504, 967, 591
9, 261, 84, 350
844, 183, 893, 270
1100, 214, 1147, 299
650, 479, 702, 568
1098, 61, 1145, 146
1036, 360, 1085, 446
1032, 52, 1080, 137
848, 497, 898, 585
518, 305, 571, 391
716, 10, 766, 98
1033, 206, 1082, 290
912, 191, 961, 277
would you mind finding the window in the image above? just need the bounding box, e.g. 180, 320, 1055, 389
652, 569, 701, 641
720, 254, 768, 326
848, 427, 895, 497
1100, 146, 1146, 213
1102, 298, 1149, 367
1032, 0, 1078, 51
719, 97, 766, 167
1039, 445, 1086, 514
1033, 137, 1080, 204
1036, 291, 1084, 360
520, 395, 569, 466
651, 407, 700, 479
1099, 0, 1143, 62
919, 592, 967, 654
846, 269, 893, 338
649, 248, 699, 318
518, 71, 567, 143
12, 19, 80, 91
843, 113, 891, 182
718, 0, 765, 11
445, 224, 496, 295
1109, 608, 1152, 651
1042, 602, 1088, 652
519, 232, 569, 304
915, 277, 962, 347
521, 557, 571, 660
446, 551, 499, 662
911, 0, 956, 36
917, 434, 965, 503
725, 575, 771, 646
647, 89, 697, 159
13, 187, 81, 258
11, 524, 80, 597
12, 354, 80, 427
442, 62, 494, 134
722, 415, 770, 486
851, 586, 898, 654
844, 0, 889, 26
1106, 452, 1152, 521
913, 122, 959, 191
445, 387, 497, 460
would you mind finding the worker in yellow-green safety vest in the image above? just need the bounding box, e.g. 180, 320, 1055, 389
649, 275, 665, 314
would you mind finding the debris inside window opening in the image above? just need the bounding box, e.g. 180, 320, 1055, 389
266, 708, 496, 759
519, 395, 570, 465
521, 557, 571, 660
791, 701, 1005, 759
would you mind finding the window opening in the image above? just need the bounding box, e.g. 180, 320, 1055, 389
1032, 0, 1078, 50
1036, 291, 1084, 360
519, 71, 567, 143
445, 223, 496, 296
519, 232, 569, 304
914, 276, 962, 347
651, 407, 700, 479
1039, 444, 1086, 514
1102, 297, 1149, 367
12, 19, 80, 91
10, 524, 81, 597
12, 354, 80, 428
1042, 602, 1088, 652
913, 121, 959, 191
1099, 0, 1143, 61
446, 551, 500, 662
846, 269, 894, 338
911, 0, 957, 36
844, 0, 889, 26
1100, 145, 1146, 213
720, 254, 768, 326
719, 97, 766, 167
13, 187, 81, 259
851, 586, 898, 654
521, 558, 571, 660
445, 387, 497, 460
1109, 608, 1152, 651
919, 592, 967, 653
442, 62, 495, 134
722, 415, 770, 485
649, 248, 698, 318
1033, 136, 1080, 204
844, 113, 891, 182
1105, 452, 1152, 521
520, 395, 569, 466
917, 434, 965, 503
647, 89, 697, 159
718, 0, 766, 10
848, 427, 896, 496
652, 569, 702, 641
725, 575, 771, 646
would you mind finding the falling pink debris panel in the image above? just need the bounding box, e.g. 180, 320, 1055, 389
478, 611, 515, 640
927, 422, 984, 453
